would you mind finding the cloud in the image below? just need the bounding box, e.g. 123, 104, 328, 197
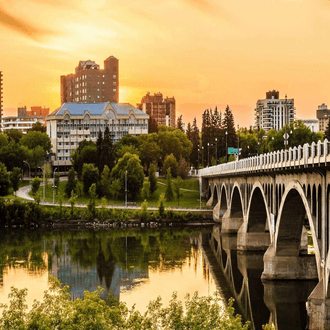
0, 7, 56, 40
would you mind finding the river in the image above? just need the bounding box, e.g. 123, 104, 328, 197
0, 226, 318, 329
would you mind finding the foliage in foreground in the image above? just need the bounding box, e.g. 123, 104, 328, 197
0, 279, 252, 330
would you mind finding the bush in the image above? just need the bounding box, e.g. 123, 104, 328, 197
158, 193, 165, 218
31, 177, 41, 197
140, 200, 149, 222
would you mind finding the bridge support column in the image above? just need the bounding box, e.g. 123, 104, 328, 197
237, 222, 270, 251
221, 211, 243, 234
213, 201, 221, 222
263, 280, 318, 329
306, 280, 330, 330
262, 244, 318, 280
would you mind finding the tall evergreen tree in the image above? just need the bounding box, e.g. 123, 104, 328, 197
100, 126, 115, 173
190, 117, 200, 169
177, 115, 184, 131
325, 120, 330, 141
222, 105, 237, 160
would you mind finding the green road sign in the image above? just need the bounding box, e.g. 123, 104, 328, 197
228, 147, 239, 155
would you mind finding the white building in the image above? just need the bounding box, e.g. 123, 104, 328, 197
46, 102, 149, 169
2, 116, 45, 133
254, 90, 296, 134
300, 119, 319, 132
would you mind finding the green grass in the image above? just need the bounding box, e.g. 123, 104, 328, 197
3, 180, 32, 200
37, 178, 206, 209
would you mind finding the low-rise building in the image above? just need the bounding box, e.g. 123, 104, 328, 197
2, 115, 45, 133
46, 102, 149, 169
300, 119, 319, 132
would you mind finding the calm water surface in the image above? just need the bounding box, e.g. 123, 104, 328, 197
0, 226, 318, 329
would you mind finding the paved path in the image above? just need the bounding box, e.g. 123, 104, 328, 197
15, 185, 212, 213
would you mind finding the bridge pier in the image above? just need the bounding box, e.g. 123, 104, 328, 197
261, 244, 318, 280
263, 280, 318, 329
213, 201, 221, 222
306, 280, 330, 330
221, 211, 243, 234
237, 222, 271, 251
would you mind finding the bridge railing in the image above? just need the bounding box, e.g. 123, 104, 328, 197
199, 139, 330, 177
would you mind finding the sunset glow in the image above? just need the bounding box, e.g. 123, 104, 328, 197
2, 0, 330, 126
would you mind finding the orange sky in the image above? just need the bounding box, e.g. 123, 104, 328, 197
1, 0, 330, 127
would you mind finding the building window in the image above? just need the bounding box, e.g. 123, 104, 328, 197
113, 89, 116, 93
113, 75, 116, 79
113, 82, 116, 86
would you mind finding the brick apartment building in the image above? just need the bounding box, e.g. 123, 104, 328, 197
137, 92, 176, 127
60, 56, 119, 104
18, 106, 49, 117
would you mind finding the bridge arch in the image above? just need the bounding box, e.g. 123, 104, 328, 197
212, 184, 219, 207
246, 182, 273, 239
219, 184, 228, 217
229, 183, 244, 219
275, 180, 321, 278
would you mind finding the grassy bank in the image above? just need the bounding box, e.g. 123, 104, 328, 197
36, 177, 205, 209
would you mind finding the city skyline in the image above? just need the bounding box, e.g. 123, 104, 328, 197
1, 0, 330, 127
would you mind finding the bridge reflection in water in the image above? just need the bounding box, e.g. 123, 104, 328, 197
199, 225, 318, 330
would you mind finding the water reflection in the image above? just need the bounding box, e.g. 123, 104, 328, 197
200, 225, 318, 330
0, 228, 217, 312
0, 226, 319, 329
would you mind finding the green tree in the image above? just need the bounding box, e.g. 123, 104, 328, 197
140, 200, 149, 221
165, 168, 174, 201
148, 163, 158, 194
82, 163, 99, 196
177, 157, 189, 179
99, 126, 115, 173
138, 133, 161, 171
141, 180, 150, 201
10, 167, 21, 197
325, 120, 330, 141
177, 114, 184, 131
71, 140, 98, 178
87, 183, 97, 219
76, 181, 83, 198
54, 173, 60, 195
0, 162, 10, 196
173, 176, 183, 206
158, 193, 166, 218
30, 122, 46, 133
163, 153, 178, 177
68, 190, 77, 219
100, 165, 111, 198
31, 177, 41, 197
5, 129, 23, 143
65, 167, 77, 198
110, 152, 144, 200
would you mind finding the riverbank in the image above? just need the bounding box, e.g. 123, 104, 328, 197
0, 198, 214, 229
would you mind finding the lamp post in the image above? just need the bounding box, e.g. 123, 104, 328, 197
215, 138, 218, 164
53, 168, 57, 204
23, 161, 31, 184
198, 148, 200, 170
225, 131, 228, 163
207, 142, 210, 167
125, 170, 127, 208
202, 146, 204, 167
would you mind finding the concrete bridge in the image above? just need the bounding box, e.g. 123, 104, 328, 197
199, 139, 330, 329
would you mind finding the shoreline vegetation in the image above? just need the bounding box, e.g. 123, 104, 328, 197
0, 198, 213, 229
0, 277, 269, 330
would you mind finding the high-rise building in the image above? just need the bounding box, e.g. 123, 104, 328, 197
137, 92, 175, 128
254, 90, 295, 134
60, 56, 119, 104
316, 103, 330, 132
0, 71, 3, 132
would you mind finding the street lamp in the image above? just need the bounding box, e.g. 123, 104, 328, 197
215, 138, 218, 164
198, 148, 200, 170
225, 131, 228, 163
207, 142, 210, 167
125, 170, 128, 208
202, 146, 204, 167
23, 161, 31, 184
53, 168, 57, 204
